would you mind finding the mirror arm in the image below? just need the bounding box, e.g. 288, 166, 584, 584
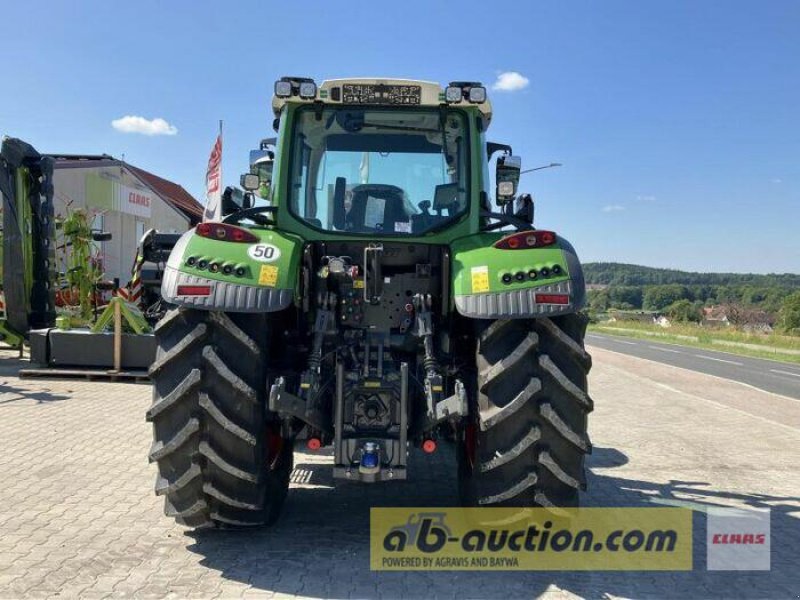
222, 206, 277, 227
487, 142, 513, 160
479, 209, 531, 231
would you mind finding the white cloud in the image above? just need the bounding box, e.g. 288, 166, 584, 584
602, 205, 625, 212
492, 71, 530, 92
111, 115, 178, 136
771, 178, 782, 184
636, 194, 657, 202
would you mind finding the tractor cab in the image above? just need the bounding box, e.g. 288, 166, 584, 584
261, 78, 506, 240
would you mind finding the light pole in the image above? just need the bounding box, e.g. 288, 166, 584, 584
520, 162, 562, 175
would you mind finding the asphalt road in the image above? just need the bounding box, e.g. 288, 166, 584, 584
586, 331, 800, 399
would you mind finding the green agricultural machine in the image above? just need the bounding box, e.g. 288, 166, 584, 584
148, 78, 592, 528
0, 138, 57, 346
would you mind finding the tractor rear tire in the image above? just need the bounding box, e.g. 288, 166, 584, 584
146, 308, 292, 528
458, 314, 593, 508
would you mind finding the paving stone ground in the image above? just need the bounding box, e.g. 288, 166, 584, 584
0, 346, 798, 599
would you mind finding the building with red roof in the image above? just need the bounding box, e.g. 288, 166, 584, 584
50, 154, 203, 282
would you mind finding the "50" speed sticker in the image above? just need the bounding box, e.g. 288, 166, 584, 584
247, 243, 281, 262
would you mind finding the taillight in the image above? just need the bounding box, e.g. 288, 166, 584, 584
176, 285, 212, 296
535, 293, 570, 305
196, 223, 258, 243
494, 230, 557, 250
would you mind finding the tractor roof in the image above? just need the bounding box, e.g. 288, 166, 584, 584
271, 78, 492, 128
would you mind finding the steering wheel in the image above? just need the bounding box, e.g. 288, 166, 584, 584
222, 206, 277, 227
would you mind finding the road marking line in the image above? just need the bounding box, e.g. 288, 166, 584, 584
608, 339, 637, 345
590, 346, 800, 404
770, 369, 800, 378
649, 380, 800, 435
598, 356, 800, 434
693, 354, 742, 366
648, 345, 682, 353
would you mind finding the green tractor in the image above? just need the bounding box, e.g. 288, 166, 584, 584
147, 77, 592, 528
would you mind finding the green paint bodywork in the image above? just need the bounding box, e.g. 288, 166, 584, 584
450, 232, 571, 296
16, 168, 34, 308
0, 320, 24, 348
166, 95, 583, 316
178, 228, 303, 291
0, 167, 33, 347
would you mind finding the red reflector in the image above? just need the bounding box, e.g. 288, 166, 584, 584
176, 285, 212, 296
195, 223, 258, 243
494, 230, 557, 250
422, 439, 437, 454
535, 293, 570, 305
307, 437, 322, 451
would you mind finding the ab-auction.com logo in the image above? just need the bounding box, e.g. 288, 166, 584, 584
374, 509, 690, 571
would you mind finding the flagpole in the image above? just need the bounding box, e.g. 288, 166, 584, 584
218, 120, 223, 218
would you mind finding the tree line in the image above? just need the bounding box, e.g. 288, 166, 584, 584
585, 262, 800, 288
583, 263, 800, 332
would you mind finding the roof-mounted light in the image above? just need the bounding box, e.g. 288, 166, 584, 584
468, 86, 487, 104
274, 80, 292, 97
445, 86, 463, 103
298, 81, 317, 99
274, 77, 317, 99
445, 81, 487, 104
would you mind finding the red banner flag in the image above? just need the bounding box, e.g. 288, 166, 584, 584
203, 133, 223, 222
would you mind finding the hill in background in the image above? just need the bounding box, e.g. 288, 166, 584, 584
584, 263, 800, 288
582, 263, 800, 326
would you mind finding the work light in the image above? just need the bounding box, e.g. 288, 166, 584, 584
497, 181, 515, 197
274, 80, 293, 97
468, 86, 487, 103
445, 86, 463, 103
298, 81, 317, 99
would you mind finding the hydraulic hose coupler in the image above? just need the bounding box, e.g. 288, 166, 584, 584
359, 442, 381, 475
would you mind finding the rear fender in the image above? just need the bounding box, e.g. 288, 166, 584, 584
160, 227, 301, 312
450, 232, 585, 319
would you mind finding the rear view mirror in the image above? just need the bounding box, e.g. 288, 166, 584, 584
249, 149, 270, 165
496, 154, 521, 205
221, 186, 253, 216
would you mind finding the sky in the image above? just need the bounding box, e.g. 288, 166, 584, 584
1, 0, 798, 273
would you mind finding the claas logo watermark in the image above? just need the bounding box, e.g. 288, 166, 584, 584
370, 508, 693, 571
